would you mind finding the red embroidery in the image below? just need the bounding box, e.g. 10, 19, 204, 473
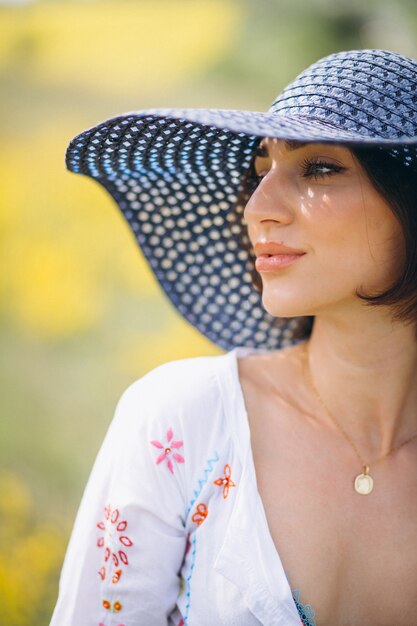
151, 426, 184, 474
120, 536, 133, 547
191, 503, 208, 526
214, 464, 236, 499
119, 550, 129, 565
96, 505, 133, 583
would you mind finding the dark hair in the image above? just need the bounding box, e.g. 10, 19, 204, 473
233, 141, 417, 328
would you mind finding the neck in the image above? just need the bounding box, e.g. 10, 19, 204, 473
306, 308, 417, 456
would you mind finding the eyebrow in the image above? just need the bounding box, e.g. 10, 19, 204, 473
258, 139, 308, 154
285, 140, 308, 151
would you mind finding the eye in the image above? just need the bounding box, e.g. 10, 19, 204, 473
301, 157, 345, 180
251, 144, 271, 182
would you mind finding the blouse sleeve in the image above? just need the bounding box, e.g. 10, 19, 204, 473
50, 367, 189, 626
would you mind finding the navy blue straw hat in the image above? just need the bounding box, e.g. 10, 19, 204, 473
66, 49, 417, 352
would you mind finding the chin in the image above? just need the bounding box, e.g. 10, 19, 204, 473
261, 287, 315, 319
261, 296, 310, 319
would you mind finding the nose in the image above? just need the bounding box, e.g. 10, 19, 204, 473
243, 166, 294, 228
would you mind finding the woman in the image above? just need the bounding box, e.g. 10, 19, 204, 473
51, 49, 417, 625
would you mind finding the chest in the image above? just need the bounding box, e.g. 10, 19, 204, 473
239, 366, 417, 625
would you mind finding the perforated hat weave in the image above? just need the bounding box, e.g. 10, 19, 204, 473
66, 49, 417, 352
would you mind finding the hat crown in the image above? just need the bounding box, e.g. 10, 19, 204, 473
270, 49, 417, 140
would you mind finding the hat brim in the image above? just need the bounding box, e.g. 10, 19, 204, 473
65, 108, 416, 352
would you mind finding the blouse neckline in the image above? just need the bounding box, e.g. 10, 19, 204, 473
218, 346, 304, 624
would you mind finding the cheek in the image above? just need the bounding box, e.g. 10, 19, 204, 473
313, 216, 398, 286
300, 188, 366, 261
354, 193, 405, 280
308, 185, 397, 257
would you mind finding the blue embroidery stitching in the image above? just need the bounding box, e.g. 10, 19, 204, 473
292, 589, 316, 626
186, 451, 220, 516
183, 533, 197, 624
183, 452, 220, 623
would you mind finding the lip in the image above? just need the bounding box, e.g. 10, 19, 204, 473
254, 241, 306, 272
254, 241, 306, 256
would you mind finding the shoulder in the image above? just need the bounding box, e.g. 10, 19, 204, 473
119, 352, 228, 413
111, 351, 235, 445
107, 352, 238, 494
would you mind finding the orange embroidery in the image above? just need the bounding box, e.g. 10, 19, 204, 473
112, 569, 122, 584
214, 464, 236, 499
191, 503, 208, 526
102, 599, 123, 613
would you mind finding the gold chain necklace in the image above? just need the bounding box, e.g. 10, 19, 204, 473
302, 342, 417, 495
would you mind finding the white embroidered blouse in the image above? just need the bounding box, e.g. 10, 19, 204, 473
50, 346, 310, 626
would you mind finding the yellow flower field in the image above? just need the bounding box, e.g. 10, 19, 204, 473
2, 0, 416, 622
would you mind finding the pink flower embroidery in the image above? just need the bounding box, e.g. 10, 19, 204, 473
96, 505, 133, 583
151, 427, 184, 474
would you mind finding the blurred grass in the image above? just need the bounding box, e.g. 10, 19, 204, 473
1, 0, 417, 623
0, 1, 242, 95
0, 469, 67, 625
0, 3, 241, 621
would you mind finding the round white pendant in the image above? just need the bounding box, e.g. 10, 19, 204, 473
354, 472, 374, 495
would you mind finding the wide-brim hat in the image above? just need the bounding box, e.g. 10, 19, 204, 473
66, 49, 417, 352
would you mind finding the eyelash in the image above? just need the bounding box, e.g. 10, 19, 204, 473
251, 156, 345, 182
300, 157, 345, 180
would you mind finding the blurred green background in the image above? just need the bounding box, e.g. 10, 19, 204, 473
1, 0, 417, 623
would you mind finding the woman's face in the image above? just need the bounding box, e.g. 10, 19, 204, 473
244, 138, 405, 319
